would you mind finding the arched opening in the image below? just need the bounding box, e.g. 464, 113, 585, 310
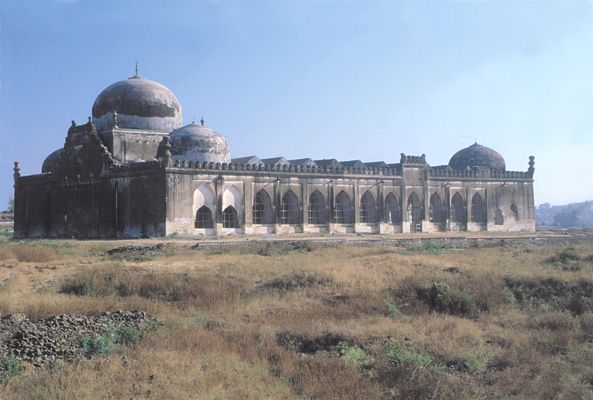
495, 209, 504, 225
385, 193, 401, 225
280, 190, 300, 224
334, 191, 354, 224
195, 206, 213, 229
450, 193, 466, 224
193, 184, 215, 226
429, 193, 445, 224
308, 190, 327, 224
360, 191, 377, 223
222, 206, 239, 228
407, 192, 423, 232
471, 193, 486, 223
253, 189, 274, 224
510, 203, 519, 220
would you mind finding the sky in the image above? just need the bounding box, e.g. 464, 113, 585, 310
1, 0, 593, 209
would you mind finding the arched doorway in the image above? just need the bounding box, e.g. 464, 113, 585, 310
222, 206, 239, 228
335, 191, 354, 224
195, 206, 213, 229
429, 193, 445, 228
253, 189, 274, 224
360, 191, 377, 223
407, 192, 423, 232
471, 193, 486, 224
280, 190, 300, 224
450, 193, 466, 229
308, 190, 328, 224
385, 193, 401, 225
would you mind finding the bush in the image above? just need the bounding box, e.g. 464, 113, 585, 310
383, 340, 433, 368
79, 325, 141, 358
80, 328, 117, 357
405, 240, 452, 254
260, 271, 333, 291
252, 241, 317, 256
415, 282, 477, 316
0, 356, 23, 381
336, 342, 374, 369
504, 277, 593, 315
465, 347, 491, 374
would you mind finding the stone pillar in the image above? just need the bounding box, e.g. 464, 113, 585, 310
243, 178, 253, 234
353, 180, 360, 232
302, 180, 309, 231
214, 176, 222, 235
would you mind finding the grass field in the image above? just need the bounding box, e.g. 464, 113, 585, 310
1, 236, 593, 399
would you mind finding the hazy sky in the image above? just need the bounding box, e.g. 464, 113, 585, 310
1, 0, 593, 209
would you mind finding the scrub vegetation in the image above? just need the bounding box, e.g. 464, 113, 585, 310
1, 237, 593, 399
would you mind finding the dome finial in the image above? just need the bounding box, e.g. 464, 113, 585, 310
200, 116, 205, 127
134, 61, 139, 78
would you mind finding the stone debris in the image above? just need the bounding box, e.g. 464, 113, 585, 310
0, 310, 152, 367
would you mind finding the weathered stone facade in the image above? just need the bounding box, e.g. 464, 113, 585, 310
13, 74, 536, 238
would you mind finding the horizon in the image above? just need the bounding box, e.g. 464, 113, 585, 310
2, 0, 593, 209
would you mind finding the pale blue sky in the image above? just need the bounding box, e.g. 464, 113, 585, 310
1, 0, 593, 209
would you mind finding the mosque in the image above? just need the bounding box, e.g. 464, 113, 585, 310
13, 70, 536, 238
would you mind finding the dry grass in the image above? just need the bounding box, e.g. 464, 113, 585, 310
1, 237, 593, 399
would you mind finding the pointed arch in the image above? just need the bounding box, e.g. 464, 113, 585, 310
360, 191, 377, 223
450, 193, 466, 224
253, 189, 274, 224
280, 190, 300, 224
510, 203, 519, 220
385, 193, 401, 225
222, 206, 239, 228
495, 209, 504, 225
193, 184, 215, 217
471, 193, 486, 223
308, 190, 328, 224
407, 192, 423, 231
195, 205, 213, 229
335, 191, 354, 224
222, 185, 242, 210
429, 193, 445, 224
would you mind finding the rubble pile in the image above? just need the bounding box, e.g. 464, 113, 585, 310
0, 310, 152, 367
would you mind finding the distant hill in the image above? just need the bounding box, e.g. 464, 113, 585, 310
537, 201, 593, 229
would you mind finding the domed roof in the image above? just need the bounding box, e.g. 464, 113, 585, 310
449, 143, 506, 170
42, 148, 63, 173
169, 122, 231, 164
92, 75, 182, 133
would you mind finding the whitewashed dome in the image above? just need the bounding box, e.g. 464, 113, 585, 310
169, 121, 231, 164
92, 74, 182, 133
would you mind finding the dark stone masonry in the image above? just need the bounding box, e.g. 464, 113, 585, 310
13, 72, 535, 238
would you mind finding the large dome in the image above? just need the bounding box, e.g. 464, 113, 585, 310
169, 122, 231, 164
42, 148, 63, 173
92, 75, 182, 133
449, 143, 506, 171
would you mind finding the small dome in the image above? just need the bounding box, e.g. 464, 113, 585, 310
449, 143, 506, 171
42, 148, 63, 173
169, 122, 231, 164
92, 75, 182, 133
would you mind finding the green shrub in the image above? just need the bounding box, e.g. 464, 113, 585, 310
465, 347, 491, 374
383, 341, 433, 368
336, 342, 374, 369
415, 282, 477, 316
79, 325, 141, 358
384, 301, 401, 317
405, 240, 452, 254
117, 325, 141, 345
80, 329, 116, 357
0, 356, 23, 379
